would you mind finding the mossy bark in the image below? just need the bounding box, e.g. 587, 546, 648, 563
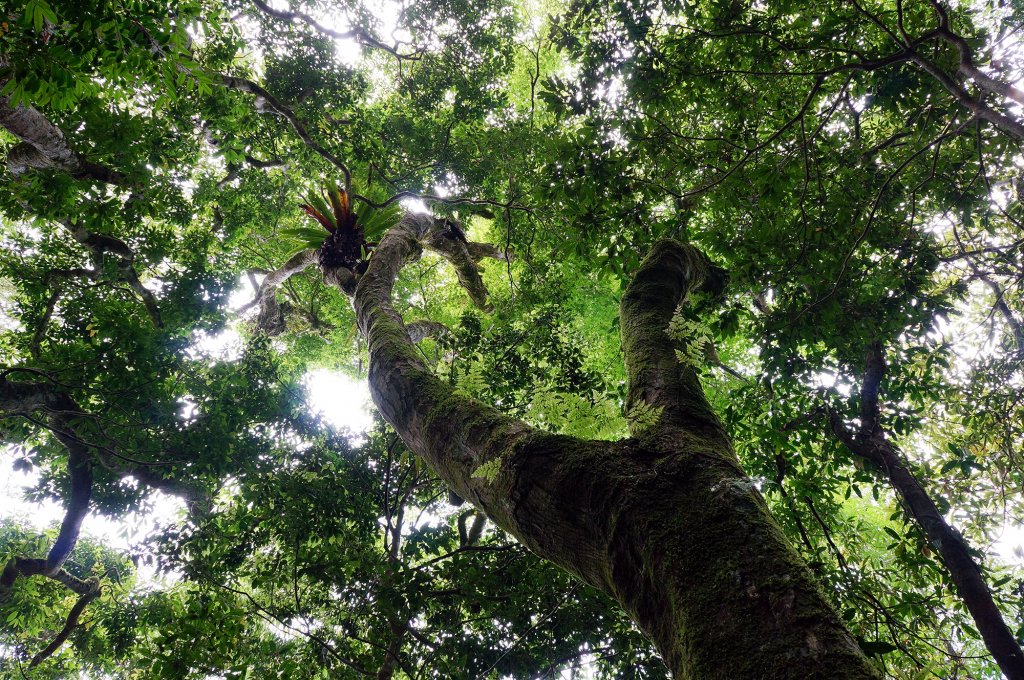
343, 222, 880, 678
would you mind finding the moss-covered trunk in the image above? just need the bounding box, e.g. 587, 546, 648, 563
340, 215, 879, 678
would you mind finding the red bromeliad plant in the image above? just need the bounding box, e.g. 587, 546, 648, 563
291, 184, 400, 273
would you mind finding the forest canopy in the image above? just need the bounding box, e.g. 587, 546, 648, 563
1, 0, 1024, 677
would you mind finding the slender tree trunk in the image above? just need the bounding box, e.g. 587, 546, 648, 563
830, 340, 1024, 680
334, 216, 879, 678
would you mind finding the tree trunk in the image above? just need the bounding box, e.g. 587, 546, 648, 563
337, 215, 879, 678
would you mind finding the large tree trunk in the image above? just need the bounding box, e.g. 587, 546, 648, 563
337, 215, 879, 678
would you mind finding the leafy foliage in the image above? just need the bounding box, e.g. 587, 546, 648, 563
1, 0, 1023, 676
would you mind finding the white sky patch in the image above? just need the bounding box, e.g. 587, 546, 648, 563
228, 272, 261, 311
187, 326, 245, 362
401, 196, 432, 214
303, 368, 375, 434
994, 522, 1024, 563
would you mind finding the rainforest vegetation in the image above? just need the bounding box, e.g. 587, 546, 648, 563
2, 0, 1024, 677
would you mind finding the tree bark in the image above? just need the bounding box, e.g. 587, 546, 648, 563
829, 343, 1024, 680
0, 64, 123, 183
333, 216, 880, 678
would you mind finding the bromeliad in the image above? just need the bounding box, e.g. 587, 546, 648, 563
292, 184, 401, 273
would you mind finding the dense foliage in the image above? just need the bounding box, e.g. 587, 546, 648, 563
1, 0, 1023, 676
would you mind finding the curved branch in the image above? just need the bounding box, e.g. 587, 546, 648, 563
347, 212, 533, 518
343, 218, 877, 678
44, 424, 93, 574
619, 239, 728, 437
217, 74, 352, 190
242, 248, 319, 335
28, 578, 101, 668
0, 375, 208, 506
249, 0, 422, 61
57, 220, 162, 327
0, 558, 96, 599
927, 0, 1024, 107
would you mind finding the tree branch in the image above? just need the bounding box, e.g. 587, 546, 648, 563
217, 74, 352, 190
243, 248, 319, 335
619, 238, 728, 438
0, 375, 208, 507
43, 423, 93, 574
405, 320, 448, 343
857, 341, 885, 437
0, 59, 124, 183
28, 578, 101, 668
55, 220, 162, 328
927, 0, 1024, 107
827, 347, 1024, 679
908, 53, 1024, 140
249, 0, 422, 61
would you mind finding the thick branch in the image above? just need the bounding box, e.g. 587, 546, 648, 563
0, 62, 123, 183
857, 341, 885, 436
908, 54, 1024, 140
422, 219, 499, 311
345, 213, 532, 520
405, 320, 448, 343
927, 0, 1024, 107
244, 249, 319, 335
0, 558, 96, 600
343, 217, 877, 679
44, 424, 93, 574
619, 239, 728, 438
375, 620, 408, 680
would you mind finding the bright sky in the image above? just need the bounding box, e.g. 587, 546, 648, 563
1, 270, 376, 586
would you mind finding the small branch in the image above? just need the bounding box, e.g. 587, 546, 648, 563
217, 74, 352, 191
355, 190, 531, 216
974, 272, 1024, 351
28, 579, 100, 668
57, 220, 162, 327
250, 0, 422, 61
216, 155, 287, 190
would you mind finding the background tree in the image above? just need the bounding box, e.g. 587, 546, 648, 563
1, 0, 1023, 677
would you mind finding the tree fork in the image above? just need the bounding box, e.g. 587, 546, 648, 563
335, 218, 879, 678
